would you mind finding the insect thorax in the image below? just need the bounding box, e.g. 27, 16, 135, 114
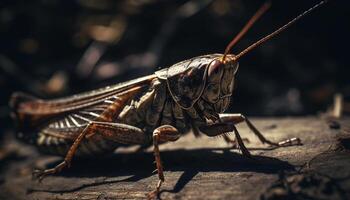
117, 79, 190, 135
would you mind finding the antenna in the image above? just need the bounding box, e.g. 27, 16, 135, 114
234, 0, 328, 61
222, 1, 271, 62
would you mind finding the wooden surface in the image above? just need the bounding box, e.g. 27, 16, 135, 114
1, 117, 350, 200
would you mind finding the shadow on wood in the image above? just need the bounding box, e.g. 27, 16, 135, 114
28, 147, 294, 194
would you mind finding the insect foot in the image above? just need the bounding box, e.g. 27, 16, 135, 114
277, 137, 302, 147
32, 169, 48, 182
146, 180, 162, 200
32, 160, 68, 182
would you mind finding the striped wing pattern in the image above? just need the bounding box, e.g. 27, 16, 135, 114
36, 93, 136, 156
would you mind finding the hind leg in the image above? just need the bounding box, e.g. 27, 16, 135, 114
33, 121, 147, 181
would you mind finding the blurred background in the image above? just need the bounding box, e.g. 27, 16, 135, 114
0, 0, 349, 137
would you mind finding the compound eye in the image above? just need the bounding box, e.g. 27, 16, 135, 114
208, 60, 224, 77
208, 60, 224, 82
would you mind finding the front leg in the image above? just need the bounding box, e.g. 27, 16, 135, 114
222, 134, 250, 149
219, 113, 301, 147
198, 122, 251, 157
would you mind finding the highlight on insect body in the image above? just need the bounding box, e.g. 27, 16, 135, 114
9, 0, 328, 199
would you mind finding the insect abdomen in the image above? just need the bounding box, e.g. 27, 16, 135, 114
36, 130, 118, 157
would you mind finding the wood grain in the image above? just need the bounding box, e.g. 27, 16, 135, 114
1, 117, 349, 200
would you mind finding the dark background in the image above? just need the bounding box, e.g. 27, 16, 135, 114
0, 0, 349, 136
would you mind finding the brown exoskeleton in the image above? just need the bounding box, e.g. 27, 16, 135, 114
9, 1, 327, 198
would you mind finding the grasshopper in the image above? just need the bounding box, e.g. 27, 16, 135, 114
10, 1, 327, 198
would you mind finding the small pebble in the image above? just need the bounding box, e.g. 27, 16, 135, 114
328, 120, 341, 129
265, 124, 277, 130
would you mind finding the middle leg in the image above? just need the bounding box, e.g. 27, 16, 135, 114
147, 125, 181, 199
